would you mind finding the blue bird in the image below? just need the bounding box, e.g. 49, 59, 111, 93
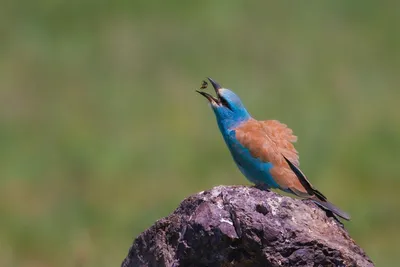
197, 78, 350, 220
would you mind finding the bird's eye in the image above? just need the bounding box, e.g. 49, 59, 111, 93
220, 97, 232, 110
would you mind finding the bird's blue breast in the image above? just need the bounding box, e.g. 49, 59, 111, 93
219, 124, 280, 189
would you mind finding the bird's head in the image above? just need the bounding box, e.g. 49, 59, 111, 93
197, 78, 250, 127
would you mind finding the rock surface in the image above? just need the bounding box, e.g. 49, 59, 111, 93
121, 185, 374, 267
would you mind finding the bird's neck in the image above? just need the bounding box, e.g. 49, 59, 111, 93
216, 114, 251, 132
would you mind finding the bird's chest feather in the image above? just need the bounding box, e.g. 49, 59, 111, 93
220, 128, 279, 188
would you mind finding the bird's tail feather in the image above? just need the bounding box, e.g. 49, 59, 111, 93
312, 199, 351, 221
283, 155, 350, 221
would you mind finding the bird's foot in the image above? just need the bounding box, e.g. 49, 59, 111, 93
254, 183, 271, 192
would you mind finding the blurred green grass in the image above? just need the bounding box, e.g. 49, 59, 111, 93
0, 1, 399, 266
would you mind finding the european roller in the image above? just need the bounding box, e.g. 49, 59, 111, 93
197, 78, 350, 220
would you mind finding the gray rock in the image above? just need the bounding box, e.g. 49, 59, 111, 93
121, 185, 374, 267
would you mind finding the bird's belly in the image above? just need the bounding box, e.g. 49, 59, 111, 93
225, 133, 280, 188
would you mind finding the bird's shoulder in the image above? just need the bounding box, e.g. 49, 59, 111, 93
234, 119, 299, 166
261, 120, 297, 143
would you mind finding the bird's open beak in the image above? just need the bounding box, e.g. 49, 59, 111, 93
196, 77, 222, 105
196, 90, 219, 104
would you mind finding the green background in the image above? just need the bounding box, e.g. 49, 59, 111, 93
1, 1, 399, 266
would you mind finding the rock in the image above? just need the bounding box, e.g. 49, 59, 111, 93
121, 185, 374, 267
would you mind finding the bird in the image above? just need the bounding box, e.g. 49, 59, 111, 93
196, 77, 350, 220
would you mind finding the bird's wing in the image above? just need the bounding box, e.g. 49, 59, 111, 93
282, 155, 326, 200
235, 120, 350, 220
260, 120, 299, 166
235, 119, 309, 195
